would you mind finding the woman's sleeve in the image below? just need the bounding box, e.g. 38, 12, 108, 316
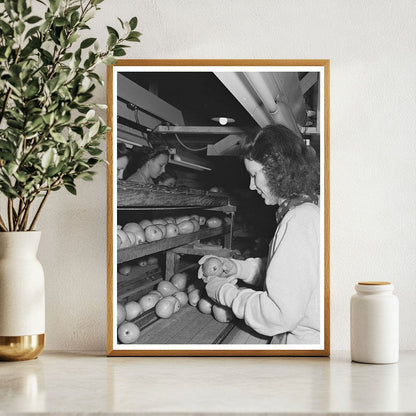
232, 257, 265, 287
217, 210, 319, 336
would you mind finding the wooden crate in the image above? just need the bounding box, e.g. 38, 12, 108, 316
117, 264, 162, 302
133, 305, 270, 345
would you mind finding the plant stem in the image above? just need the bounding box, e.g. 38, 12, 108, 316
15, 198, 28, 231
20, 199, 33, 231
28, 190, 50, 231
18, 120, 58, 169
7, 199, 14, 231
0, 214, 8, 232
14, 199, 23, 231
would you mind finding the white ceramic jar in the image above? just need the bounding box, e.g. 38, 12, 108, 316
350, 281, 399, 364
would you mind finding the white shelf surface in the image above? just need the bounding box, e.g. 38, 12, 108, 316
0, 350, 415, 414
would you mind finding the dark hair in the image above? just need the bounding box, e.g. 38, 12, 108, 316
157, 168, 177, 184
242, 124, 320, 199
123, 146, 169, 180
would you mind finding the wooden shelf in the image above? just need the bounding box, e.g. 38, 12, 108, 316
117, 225, 230, 264
135, 305, 234, 344
172, 243, 237, 257
133, 305, 271, 345
118, 181, 235, 208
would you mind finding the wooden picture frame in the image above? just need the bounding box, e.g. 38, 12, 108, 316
107, 60, 330, 356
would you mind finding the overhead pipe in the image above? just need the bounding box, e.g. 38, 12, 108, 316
214, 72, 273, 127
244, 72, 302, 137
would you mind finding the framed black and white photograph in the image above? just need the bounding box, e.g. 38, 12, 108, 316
107, 60, 330, 356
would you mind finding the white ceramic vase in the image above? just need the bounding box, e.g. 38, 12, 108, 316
0, 231, 45, 361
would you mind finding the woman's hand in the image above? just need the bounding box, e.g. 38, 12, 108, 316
197, 255, 237, 283
205, 275, 238, 304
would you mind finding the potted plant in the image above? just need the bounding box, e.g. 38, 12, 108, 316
0, 0, 140, 360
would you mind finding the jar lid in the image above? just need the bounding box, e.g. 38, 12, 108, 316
355, 281, 394, 293
358, 281, 391, 285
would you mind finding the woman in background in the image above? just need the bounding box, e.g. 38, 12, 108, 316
124, 147, 169, 184
198, 124, 320, 344
117, 143, 132, 180
157, 168, 177, 187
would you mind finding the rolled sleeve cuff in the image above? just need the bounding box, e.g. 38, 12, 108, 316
218, 283, 240, 307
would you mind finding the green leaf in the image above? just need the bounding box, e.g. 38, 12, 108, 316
24, 25, 40, 39
25, 117, 44, 134
49, 0, 60, 13
17, 0, 27, 14
113, 47, 126, 57
77, 171, 95, 181
26, 15, 42, 24
117, 18, 125, 29
54, 17, 69, 27
41, 148, 55, 169
85, 109, 95, 120
70, 11, 80, 26
68, 33, 80, 44
5, 162, 18, 176
45, 165, 62, 177
64, 183, 76, 195
102, 56, 117, 65
106, 26, 119, 39
107, 33, 117, 49
80, 37, 96, 49
16, 21, 25, 35
88, 120, 100, 138
50, 131, 67, 143
0, 20, 13, 35
129, 16, 138, 30
14, 171, 29, 183
87, 147, 102, 156
126, 31, 141, 42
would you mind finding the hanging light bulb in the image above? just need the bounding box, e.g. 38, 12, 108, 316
211, 117, 235, 126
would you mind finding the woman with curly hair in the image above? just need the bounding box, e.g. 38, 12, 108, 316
198, 124, 321, 344
123, 146, 169, 184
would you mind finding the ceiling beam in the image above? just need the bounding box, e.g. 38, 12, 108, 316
300, 72, 318, 94
154, 126, 245, 135
207, 134, 244, 156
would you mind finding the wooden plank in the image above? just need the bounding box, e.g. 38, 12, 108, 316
118, 275, 161, 296
189, 317, 232, 344
137, 305, 232, 345
117, 182, 232, 208
117, 265, 160, 285
117, 225, 231, 263
134, 308, 159, 330
172, 244, 235, 258
165, 251, 180, 278
137, 305, 198, 344
155, 125, 245, 135
167, 309, 217, 344
221, 322, 271, 345
212, 323, 236, 344
117, 277, 162, 302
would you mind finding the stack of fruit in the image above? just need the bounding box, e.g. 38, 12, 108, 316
117, 268, 235, 344
116, 302, 142, 344
116, 214, 224, 249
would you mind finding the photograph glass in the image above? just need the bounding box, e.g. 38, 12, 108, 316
107, 60, 330, 356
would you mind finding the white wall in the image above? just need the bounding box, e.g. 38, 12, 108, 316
36, 0, 416, 352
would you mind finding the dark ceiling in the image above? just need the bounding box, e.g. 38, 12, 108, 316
120, 71, 320, 154
122, 72, 259, 129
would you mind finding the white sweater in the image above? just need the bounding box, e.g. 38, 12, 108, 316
218, 203, 320, 344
